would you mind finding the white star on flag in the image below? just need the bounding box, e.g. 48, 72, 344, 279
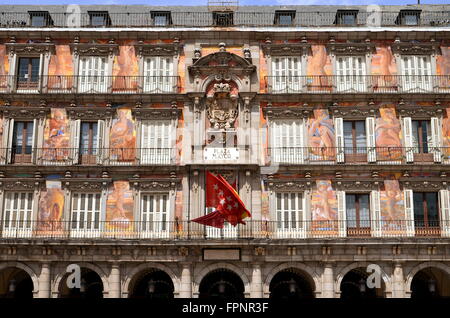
219, 198, 226, 205
213, 184, 219, 190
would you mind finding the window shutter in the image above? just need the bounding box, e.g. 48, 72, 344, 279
334, 117, 344, 163
403, 117, 414, 163
370, 190, 382, 237
96, 120, 105, 164
337, 190, 346, 237
439, 189, 450, 237
404, 189, 415, 237
31, 118, 38, 164
70, 119, 81, 164
366, 117, 377, 163
0, 119, 10, 164
6, 118, 14, 164
430, 117, 442, 163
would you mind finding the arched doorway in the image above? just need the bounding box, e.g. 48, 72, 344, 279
340, 267, 385, 299
59, 268, 104, 298
199, 268, 245, 300
411, 267, 450, 298
269, 268, 315, 299
129, 269, 174, 299
0, 267, 33, 298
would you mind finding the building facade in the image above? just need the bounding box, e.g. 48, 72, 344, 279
0, 4, 450, 299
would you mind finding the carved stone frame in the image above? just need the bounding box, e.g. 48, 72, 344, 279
391, 41, 440, 77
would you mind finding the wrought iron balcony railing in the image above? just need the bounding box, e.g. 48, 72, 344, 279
0, 220, 447, 240
0, 75, 180, 94
266, 75, 450, 94
0, 11, 449, 28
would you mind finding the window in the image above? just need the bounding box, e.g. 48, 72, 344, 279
411, 120, 432, 154
151, 11, 172, 26
345, 194, 370, 235
2, 192, 34, 237
140, 120, 173, 164
29, 11, 53, 27
16, 57, 40, 90
413, 192, 440, 230
80, 122, 98, 164
12, 121, 34, 163
88, 11, 111, 27
78, 56, 107, 93
213, 12, 233, 26
276, 192, 304, 233
336, 56, 366, 92
271, 56, 301, 93
397, 10, 421, 26
343, 121, 366, 157
70, 193, 101, 236
271, 120, 304, 163
401, 55, 432, 91
141, 193, 170, 235
335, 10, 358, 25
274, 10, 296, 26
143, 56, 174, 93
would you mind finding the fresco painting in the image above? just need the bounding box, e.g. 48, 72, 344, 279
37, 180, 64, 232
113, 43, 139, 91
371, 43, 398, 91
375, 106, 402, 161
110, 108, 136, 162
106, 181, 134, 231
443, 108, 450, 160
436, 46, 450, 75
42, 108, 70, 161
308, 109, 335, 160
311, 180, 338, 232
306, 45, 333, 92
380, 180, 405, 233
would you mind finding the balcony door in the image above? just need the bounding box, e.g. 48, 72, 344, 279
271, 57, 301, 93
343, 121, 367, 162
336, 56, 366, 92
140, 193, 170, 238
271, 120, 305, 164
401, 55, 432, 92
345, 193, 370, 236
16, 57, 40, 91
2, 192, 34, 238
78, 56, 107, 93
11, 121, 35, 164
140, 120, 172, 165
70, 192, 102, 238
143, 56, 173, 93
413, 192, 440, 236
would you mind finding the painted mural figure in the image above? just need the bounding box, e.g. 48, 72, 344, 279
375, 107, 402, 160
311, 180, 338, 230
110, 109, 136, 162
106, 181, 134, 230
307, 45, 332, 91
443, 108, 450, 159
37, 182, 64, 231
43, 109, 70, 161
374, 46, 397, 89
380, 180, 404, 230
308, 109, 335, 160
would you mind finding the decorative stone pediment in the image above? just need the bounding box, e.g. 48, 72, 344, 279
330, 106, 377, 119
327, 42, 375, 55
396, 106, 444, 118
135, 41, 181, 57
0, 178, 43, 191
131, 178, 179, 191
0, 107, 49, 119
334, 179, 381, 191
391, 42, 440, 55
400, 179, 447, 190
263, 106, 313, 119
133, 108, 181, 120
6, 42, 55, 56
261, 43, 311, 57
67, 108, 115, 120
266, 179, 313, 191
62, 178, 110, 191
70, 42, 119, 56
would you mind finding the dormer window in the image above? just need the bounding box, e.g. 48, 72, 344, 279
335, 10, 358, 25
88, 11, 111, 27
28, 11, 53, 27
274, 10, 296, 26
396, 10, 421, 26
213, 12, 233, 26
151, 11, 172, 26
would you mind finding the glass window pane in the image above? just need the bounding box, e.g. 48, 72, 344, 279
355, 121, 367, 148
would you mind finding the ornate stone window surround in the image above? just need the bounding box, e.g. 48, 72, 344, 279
391, 40, 440, 77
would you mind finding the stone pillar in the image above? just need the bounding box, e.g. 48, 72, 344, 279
392, 262, 405, 298
321, 263, 335, 298
37, 263, 51, 298
109, 264, 121, 298
250, 263, 263, 298
179, 263, 192, 298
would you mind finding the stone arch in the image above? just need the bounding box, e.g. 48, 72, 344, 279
335, 262, 392, 297
193, 262, 250, 297
122, 262, 180, 298
263, 263, 320, 297
405, 262, 450, 294
52, 262, 109, 298
0, 262, 39, 295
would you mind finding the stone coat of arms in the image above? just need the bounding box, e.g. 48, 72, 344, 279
206, 82, 238, 130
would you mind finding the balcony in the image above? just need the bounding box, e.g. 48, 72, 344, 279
0, 11, 449, 28
0, 220, 447, 240
0, 75, 180, 94
267, 147, 450, 165
265, 75, 450, 94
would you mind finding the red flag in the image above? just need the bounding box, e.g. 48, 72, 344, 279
192, 171, 251, 228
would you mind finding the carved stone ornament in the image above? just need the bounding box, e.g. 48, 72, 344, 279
263, 106, 313, 119
6, 42, 55, 56
266, 179, 312, 191
327, 42, 375, 55
261, 43, 311, 57
206, 83, 239, 130
330, 106, 377, 119
400, 179, 447, 190
133, 108, 180, 120
70, 43, 119, 56
135, 41, 181, 57
67, 108, 114, 120
0, 107, 49, 119
334, 179, 381, 191
391, 42, 440, 56
62, 178, 110, 191
0, 178, 44, 191
131, 179, 179, 191
396, 106, 444, 118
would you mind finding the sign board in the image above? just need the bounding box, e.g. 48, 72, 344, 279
204, 147, 239, 161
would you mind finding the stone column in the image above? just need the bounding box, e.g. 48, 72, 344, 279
109, 264, 121, 298
179, 263, 192, 298
321, 263, 335, 298
250, 263, 263, 298
37, 263, 51, 298
392, 262, 405, 298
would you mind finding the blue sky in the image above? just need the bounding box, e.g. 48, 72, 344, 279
0, 0, 449, 5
